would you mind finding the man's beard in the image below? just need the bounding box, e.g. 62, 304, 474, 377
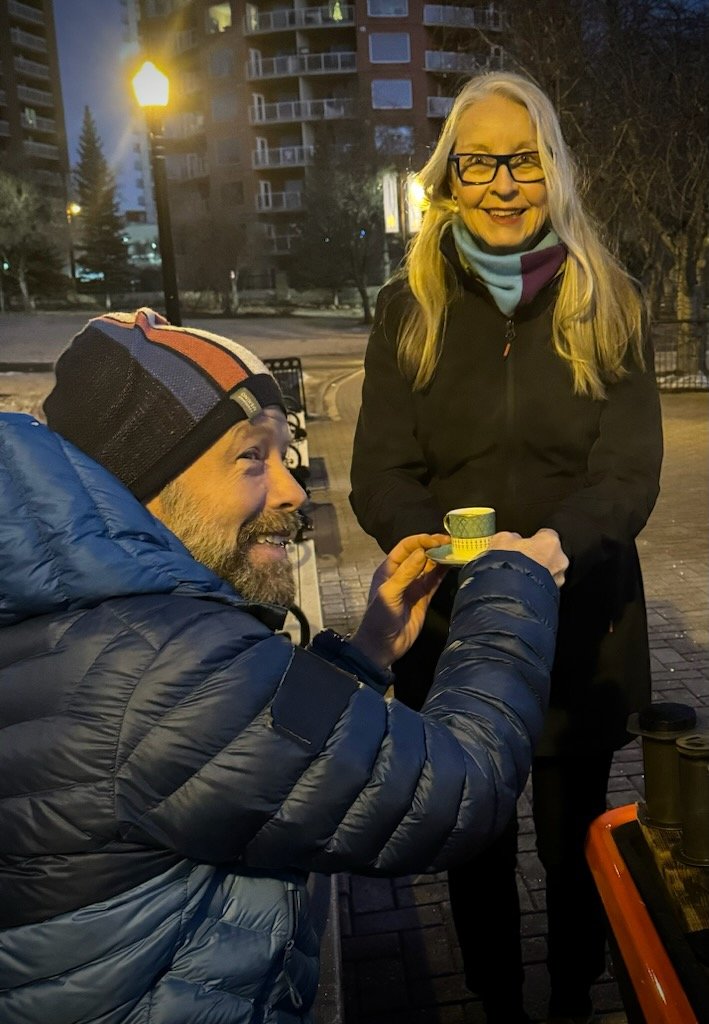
158, 481, 299, 607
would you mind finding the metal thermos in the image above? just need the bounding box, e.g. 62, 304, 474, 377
627, 702, 697, 827
676, 732, 709, 866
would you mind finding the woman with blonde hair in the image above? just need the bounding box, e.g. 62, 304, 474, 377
350, 71, 663, 1024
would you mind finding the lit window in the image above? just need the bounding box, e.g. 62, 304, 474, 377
207, 3, 232, 33
369, 33, 410, 63
368, 0, 408, 14
371, 79, 413, 109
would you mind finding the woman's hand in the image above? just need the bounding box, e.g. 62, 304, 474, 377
488, 527, 569, 588
349, 533, 449, 670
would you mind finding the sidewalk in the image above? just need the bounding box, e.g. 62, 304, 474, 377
307, 381, 709, 1024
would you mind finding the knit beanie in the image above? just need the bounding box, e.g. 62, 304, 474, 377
43, 307, 285, 502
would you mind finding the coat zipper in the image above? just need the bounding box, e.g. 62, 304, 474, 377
504, 318, 518, 506
282, 881, 304, 1009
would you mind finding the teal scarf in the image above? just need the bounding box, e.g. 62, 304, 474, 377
451, 218, 566, 316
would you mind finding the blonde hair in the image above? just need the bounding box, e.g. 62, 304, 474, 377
396, 71, 645, 398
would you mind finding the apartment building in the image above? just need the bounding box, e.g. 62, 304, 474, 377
137, 0, 506, 290
0, 0, 69, 200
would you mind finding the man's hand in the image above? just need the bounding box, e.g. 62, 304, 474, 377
488, 527, 569, 588
349, 533, 449, 670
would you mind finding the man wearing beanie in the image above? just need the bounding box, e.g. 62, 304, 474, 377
0, 308, 565, 1024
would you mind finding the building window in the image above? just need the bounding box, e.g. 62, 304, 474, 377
369, 33, 410, 63
212, 91, 237, 121
368, 0, 408, 14
371, 79, 413, 109
207, 3, 232, 33
216, 136, 240, 164
210, 48, 234, 77
375, 124, 414, 154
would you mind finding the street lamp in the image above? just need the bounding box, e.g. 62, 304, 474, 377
132, 60, 181, 325
66, 201, 81, 287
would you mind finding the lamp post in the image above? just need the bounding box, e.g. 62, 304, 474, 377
132, 60, 181, 325
65, 201, 81, 287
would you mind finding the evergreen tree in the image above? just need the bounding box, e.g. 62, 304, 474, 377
73, 107, 130, 297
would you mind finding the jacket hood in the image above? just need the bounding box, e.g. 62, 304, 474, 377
0, 413, 272, 628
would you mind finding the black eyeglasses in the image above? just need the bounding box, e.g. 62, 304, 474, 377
448, 151, 544, 185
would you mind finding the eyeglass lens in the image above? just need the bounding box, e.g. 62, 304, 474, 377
453, 152, 543, 184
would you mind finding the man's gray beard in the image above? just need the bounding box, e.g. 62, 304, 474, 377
159, 481, 298, 607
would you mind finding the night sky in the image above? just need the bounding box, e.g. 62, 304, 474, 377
53, 0, 142, 210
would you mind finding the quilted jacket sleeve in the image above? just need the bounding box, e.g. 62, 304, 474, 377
115, 552, 557, 876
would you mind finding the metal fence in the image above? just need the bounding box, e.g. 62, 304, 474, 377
652, 322, 709, 392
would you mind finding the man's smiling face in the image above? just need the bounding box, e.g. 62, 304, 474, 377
149, 407, 306, 606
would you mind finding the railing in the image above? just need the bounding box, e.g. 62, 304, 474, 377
23, 139, 59, 159
249, 97, 355, 125
8, 1, 45, 26
423, 3, 507, 31
13, 54, 49, 79
427, 95, 453, 118
266, 232, 301, 254
425, 50, 489, 73
10, 27, 47, 53
167, 155, 209, 181
0, 120, 10, 137
253, 144, 315, 169
174, 28, 198, 53
244, 4, 355, 34
247, 51, 356, 80
21, 111, 55, 132
0, 91, 7, 106
17, 84, 52, 106
164, 113, 205, 139
256, 190, 304, 211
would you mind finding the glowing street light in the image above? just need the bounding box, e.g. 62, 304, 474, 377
132, 60, 181, 325
65, 201, 81, 286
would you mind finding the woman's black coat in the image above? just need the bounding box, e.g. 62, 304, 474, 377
350, 250, 663, 755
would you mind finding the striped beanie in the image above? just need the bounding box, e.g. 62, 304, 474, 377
43, 307, 285, 502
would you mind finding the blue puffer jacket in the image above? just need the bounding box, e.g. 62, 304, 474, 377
0, 413, 558, 1024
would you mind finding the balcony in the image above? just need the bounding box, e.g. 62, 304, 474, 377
32, 168, 63, 188
249, 96, 355, 125
17, 84, 53, 107
252, 144, 315, 169
427, 95, 453, 118
244, 4, 355, 35
266, 231, 301, 254
21, 110, 56, 132
10, 27, 47, 54
423, 4, 507, 31
164, 112, 206, 139
167, 154, 209, 181
425, 50, 490, 74
0, 120, 10, 137
24, 139, 59, 159
14, 54, 49, 80
256, 190, 304, 212
0, 91, 6, 106
246, 51, 356, 80
174, 28, 198, 53
8, 1, 45, 26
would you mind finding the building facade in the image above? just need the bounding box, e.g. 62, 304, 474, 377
0, 0, 69, 198
137, 0, 506, 291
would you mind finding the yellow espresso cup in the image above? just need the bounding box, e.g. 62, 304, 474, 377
443, 506, 496, 560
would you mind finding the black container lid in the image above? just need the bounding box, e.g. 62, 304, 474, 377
629, 702, 697, 738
